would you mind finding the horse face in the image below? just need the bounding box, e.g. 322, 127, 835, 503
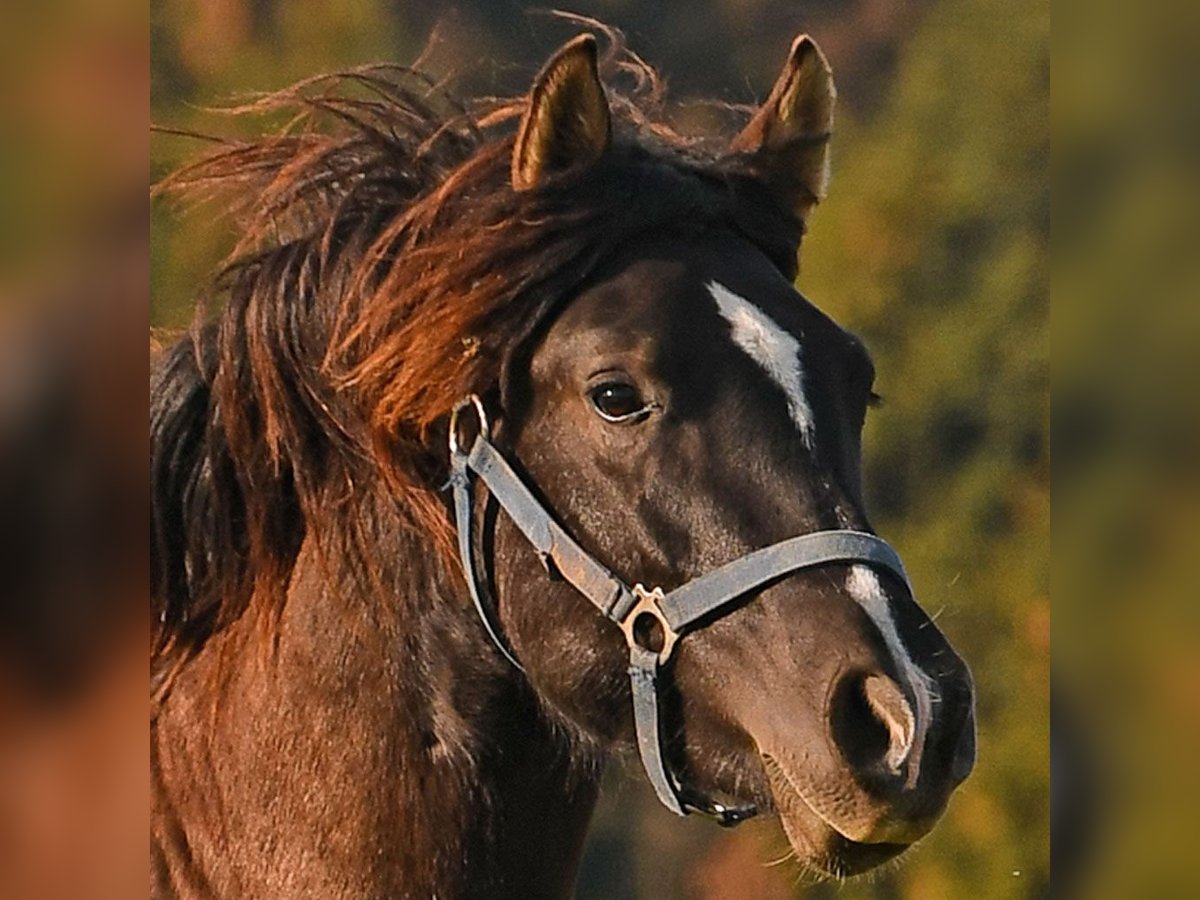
493, 229, 975, 874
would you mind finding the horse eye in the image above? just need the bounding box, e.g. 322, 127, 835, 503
588, 382, 650, 423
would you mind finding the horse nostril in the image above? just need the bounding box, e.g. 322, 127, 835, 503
830, 672, 916, 778
862, 674, 916, 773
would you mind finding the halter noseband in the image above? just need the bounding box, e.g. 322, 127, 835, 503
447, 395, 913, 826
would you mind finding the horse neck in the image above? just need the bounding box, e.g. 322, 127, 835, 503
153, 524, 601, 899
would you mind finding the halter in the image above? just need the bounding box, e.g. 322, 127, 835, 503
447, 395, 914, 826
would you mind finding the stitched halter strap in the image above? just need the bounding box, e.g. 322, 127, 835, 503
447, 396, 913, 824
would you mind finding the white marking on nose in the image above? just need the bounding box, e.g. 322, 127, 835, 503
846, 565, 934, 774
707, 280, 815, 447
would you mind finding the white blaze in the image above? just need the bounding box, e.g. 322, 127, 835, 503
706, 277, 932, 765
707, 280, 815, 447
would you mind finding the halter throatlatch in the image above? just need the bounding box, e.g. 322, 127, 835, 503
447, 395, 914, 825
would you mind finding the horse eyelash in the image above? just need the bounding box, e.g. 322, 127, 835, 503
867, 391, 884, 408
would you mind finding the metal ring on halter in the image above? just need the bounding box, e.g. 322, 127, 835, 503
620, 585, 680, 665
449, 394, 489, 457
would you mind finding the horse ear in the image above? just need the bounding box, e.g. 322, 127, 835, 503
512, 34, 612, 191
729, 35, 835, 218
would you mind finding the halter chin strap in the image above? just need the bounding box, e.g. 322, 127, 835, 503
447, 395, 914, 825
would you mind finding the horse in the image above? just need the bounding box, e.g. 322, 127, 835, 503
150, 30, 975, 898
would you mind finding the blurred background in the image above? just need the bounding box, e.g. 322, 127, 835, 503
22, 0, 1200, 897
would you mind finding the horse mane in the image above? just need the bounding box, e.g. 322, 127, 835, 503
150, 28, 803, 693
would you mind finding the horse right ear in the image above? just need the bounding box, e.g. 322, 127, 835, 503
728, 35, 836, 220
512, 34, 612, 191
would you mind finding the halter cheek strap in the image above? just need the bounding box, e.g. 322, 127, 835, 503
447, 395, 913, 825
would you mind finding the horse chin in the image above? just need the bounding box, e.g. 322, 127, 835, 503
762, 756, 911, 878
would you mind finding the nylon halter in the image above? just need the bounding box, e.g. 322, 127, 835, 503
447, 395, 914, 825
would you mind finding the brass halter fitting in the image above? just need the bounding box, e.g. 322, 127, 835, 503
620, 584, 680, 665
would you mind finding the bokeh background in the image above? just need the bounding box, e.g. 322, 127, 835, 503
147, 1, 1049, 897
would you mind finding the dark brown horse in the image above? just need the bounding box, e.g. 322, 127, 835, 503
151, 31, 975, 898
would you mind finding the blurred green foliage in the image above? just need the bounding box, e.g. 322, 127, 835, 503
151, 0, 1049, 896
799, 0, 1049, 895
1055, 0, 1200, 896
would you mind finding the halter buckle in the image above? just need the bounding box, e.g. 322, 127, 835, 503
449, 394, 490, 457
621, 584, 680, 665
679, 790, 759, 827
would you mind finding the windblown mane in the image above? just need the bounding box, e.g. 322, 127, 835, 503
150, 30, 802, 694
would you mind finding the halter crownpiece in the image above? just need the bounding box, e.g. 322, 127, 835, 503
447, 394, 915, 825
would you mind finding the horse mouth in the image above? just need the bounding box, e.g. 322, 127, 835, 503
760, 753, 911, 878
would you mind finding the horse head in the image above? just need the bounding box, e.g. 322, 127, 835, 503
468, 34, 976, 876
151, 30, 976, 890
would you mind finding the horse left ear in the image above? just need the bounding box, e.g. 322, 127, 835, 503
512, 34, 612, 191
729, 35, 835, 219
